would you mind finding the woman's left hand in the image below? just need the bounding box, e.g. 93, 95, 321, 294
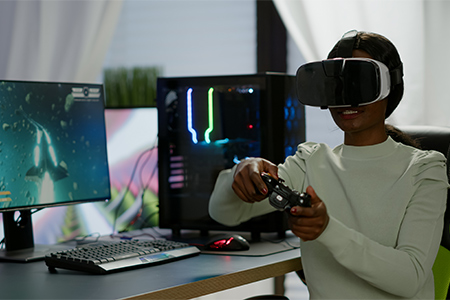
288, 186, 329, 241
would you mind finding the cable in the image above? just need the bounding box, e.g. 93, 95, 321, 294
112, 146, 156, 234
139, 211, 159, 229
138, 137, 158, 188
69, 232, 101, 243
143, 226, 166, 238
137, 146, 159, 229
110, 232, 157, 240
123, 135, 158, 232
121, 140, 159, 232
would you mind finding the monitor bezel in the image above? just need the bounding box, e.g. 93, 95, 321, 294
0, 79, 111, 261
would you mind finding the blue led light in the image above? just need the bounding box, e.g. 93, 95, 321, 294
186, 88, 198, 144
286, 96, 292, 107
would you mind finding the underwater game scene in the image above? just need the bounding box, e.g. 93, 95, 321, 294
0, 80, 111, 210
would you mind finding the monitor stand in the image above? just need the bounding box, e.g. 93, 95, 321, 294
0, 210, 71, 262
0, 244, 70, 262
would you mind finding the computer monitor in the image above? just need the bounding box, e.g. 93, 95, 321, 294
157, 74, 305, 240
104, 107, 158, 231
0, 80, 111, 261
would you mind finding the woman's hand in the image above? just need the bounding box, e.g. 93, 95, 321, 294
288, 186, 329, 241
232, 158, 278, 203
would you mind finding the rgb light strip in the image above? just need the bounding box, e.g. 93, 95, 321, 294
186, 88, 198, 144
186, 87, 215, 144
204, 87, 214, 144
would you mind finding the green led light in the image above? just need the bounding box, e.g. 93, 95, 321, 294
204, 87, 214, 143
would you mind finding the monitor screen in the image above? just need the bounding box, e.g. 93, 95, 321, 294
0, 80, 111, 261
104, 107, 158, 231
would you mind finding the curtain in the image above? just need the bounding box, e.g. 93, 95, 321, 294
0, 0, 123, 83
274, 0, 450, 127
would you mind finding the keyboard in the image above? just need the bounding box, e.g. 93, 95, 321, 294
44, 239, 200, 274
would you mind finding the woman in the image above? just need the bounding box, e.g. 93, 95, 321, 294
208, 31, 448, 299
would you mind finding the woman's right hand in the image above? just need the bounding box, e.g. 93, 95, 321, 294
231, 158, 278, 203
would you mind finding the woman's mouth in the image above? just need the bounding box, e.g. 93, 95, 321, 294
342, 110, 358, 115
338, 109, 362, 119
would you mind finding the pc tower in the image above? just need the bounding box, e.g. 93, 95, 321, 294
157, 73, 305, 240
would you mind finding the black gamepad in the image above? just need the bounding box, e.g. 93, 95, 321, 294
261, 173, 311, 211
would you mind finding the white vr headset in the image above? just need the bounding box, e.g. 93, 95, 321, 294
296, 57, 392, 108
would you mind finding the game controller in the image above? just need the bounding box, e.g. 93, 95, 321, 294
261, 173, 311, 211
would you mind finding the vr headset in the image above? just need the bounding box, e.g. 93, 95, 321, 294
296, 58, 392, 108
296, 30, 403, 108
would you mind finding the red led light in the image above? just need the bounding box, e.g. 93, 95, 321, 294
247, 124, 253, 129
211, 237, 234, 249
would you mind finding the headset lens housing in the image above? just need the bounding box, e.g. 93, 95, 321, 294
296, 58, 390, 108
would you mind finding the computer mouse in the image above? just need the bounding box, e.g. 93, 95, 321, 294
204, 234, 250, 251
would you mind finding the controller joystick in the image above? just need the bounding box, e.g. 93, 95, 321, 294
261, 173, 311, 211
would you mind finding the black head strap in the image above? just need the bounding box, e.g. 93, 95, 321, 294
338, 30, 403, 87
336, 30, 358, 58
390, 63, 403, 87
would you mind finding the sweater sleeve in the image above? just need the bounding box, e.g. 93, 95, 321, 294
278, 142, 317, 189
209, 142, 318, 226
208, 165, 275, 227
315, 151, 448, 298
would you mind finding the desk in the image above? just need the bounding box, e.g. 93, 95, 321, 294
0, 247, 301, 299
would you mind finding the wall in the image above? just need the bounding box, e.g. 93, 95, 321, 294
104, 0, 342, 146
103, 0, 256, 77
